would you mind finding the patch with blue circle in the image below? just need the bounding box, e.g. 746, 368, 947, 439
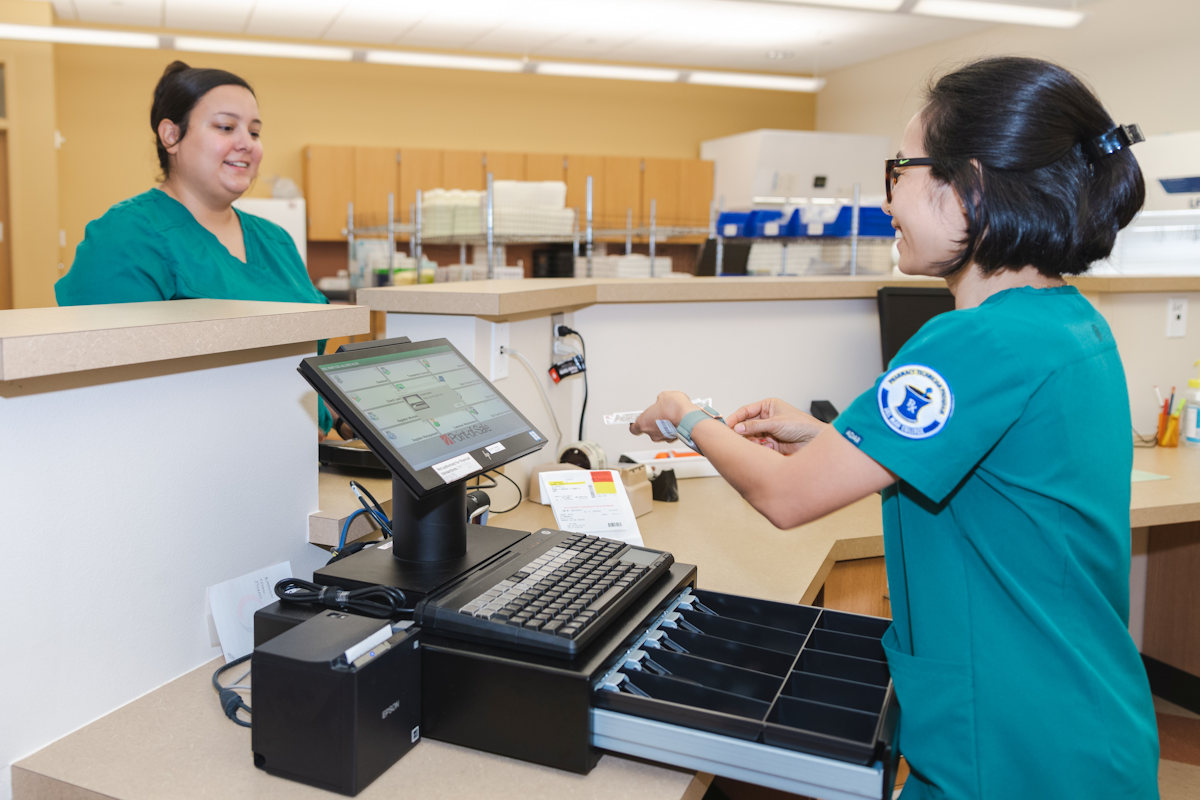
877, 364, 953, 440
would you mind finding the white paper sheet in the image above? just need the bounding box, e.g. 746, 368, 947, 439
207, 561, 293, 662
538, 469, 643, 546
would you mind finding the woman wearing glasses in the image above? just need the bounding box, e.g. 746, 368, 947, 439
633, 57, 1157, 799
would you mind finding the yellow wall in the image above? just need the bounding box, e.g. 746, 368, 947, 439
54, 44, 815, 281
1, 0, 59, 309
816, 0, 1200, 152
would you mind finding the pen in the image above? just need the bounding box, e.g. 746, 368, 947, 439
1156, 385, 1163, 405
1169, 386, 1176, 410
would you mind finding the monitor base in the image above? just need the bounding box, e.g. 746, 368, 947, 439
313, 525, 532, 601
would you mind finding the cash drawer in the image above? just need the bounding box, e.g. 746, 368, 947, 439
589, 588, 900, 800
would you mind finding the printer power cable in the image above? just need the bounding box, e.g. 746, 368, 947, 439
274, 578, 411, 618
212, 654, 252, 728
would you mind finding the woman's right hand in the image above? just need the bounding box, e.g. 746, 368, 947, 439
726, 398, 827, 455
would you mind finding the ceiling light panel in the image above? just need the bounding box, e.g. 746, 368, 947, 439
163, 0, 256, 35
0, 22, 159, 48
175, 36, 354, 60
536, 61, 680, 82
768, 0, 904, 8
912, 0, 1085, 27
364, 50, 526, 73
68, 0, 164, 27
688, 70, 825, 91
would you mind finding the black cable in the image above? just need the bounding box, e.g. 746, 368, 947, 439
557, 325, 587, 440
212, 654, 252, 728
1133, 426, 1159, 448
275, 578, 410, 617
487, 470, 522, 513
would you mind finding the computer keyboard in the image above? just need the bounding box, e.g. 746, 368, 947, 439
415, 529, 674, 658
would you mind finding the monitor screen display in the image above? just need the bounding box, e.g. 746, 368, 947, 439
301, 340, 546, 495
877, 288, 956, 369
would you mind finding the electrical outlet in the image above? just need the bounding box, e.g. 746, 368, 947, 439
490, 322, 509, 380
550, 312, 565, 361
1167, 297, 1188, 338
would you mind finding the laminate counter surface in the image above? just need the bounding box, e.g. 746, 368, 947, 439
356, 275, 1200, 320
0, 299, 368, 380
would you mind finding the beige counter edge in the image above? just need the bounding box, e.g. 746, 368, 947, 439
0, 305, 369, 380
357, 275, 1200, 317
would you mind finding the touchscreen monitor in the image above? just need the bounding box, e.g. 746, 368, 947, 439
300, 339, 546, 496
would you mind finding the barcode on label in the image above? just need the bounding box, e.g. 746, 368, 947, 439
588, 486, 596, 498
607, 522, 622, 528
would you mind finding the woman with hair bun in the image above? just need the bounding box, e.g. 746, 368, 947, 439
58, 61, 348, 437
633, 57, 1159, 798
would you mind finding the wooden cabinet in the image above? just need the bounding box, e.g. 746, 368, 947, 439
304, 146, 713, 242
602, 156, 641, 232
822, 556, 891, 619
485, 152, 526, 181
641, 157, 680, 227
443, 150, 484, 191
679, 159, 715, 228
565, 154, 605, 219
354, 147, 398, 231
304, 145, 356, 241
526, 153, 565, 183
397, 148, 442, 227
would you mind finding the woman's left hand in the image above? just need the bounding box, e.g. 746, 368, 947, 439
630, 391, 700, 442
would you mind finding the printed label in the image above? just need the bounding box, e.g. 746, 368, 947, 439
485, 442, 506, 455
656, 420, 679, 439
431, 452, 483, 484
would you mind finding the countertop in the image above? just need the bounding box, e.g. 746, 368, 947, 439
356, 275, 1200, 319
0, 299, 369, 380
313, 444, 1200, 593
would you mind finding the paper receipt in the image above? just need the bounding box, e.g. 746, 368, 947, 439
538, 469, 643, 546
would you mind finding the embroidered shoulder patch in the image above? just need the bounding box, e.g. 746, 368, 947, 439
877, 364, 953, 440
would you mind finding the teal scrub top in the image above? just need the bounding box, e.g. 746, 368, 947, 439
55, 189, 334, 431
833, 286, 1159, 800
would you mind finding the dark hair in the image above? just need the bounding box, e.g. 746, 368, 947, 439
921, 57, 1144, 278
150, 61, 256, 178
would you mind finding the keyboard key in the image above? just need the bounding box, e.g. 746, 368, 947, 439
523, 618, 545, 629
542, 620, 564, 633
584, 586, 624, 614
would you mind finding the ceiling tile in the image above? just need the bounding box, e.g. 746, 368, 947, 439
164, 0, 254, 34
323, 0, 422, 44
244, 0, 344, 39
50, 0, 78, 21
71, 0, 163, 27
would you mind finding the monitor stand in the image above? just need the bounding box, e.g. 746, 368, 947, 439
314, 473, 531, 600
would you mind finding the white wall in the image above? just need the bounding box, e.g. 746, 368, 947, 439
816, 0, 1200, 155
0, 345, 329, 800
573, 299, 883, 464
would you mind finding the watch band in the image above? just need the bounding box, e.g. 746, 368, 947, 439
677, 406, 723, 453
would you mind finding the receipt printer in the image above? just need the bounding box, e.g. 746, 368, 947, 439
252, 610, 421, 796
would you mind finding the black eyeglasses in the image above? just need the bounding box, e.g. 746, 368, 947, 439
885, 158, 935, 203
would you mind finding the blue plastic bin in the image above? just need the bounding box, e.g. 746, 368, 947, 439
717, 212, 751, 238
746, 210, 784, 237
809, 207, 895, 238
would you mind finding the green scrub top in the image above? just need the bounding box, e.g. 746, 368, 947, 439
55, 188, 335, 431
833, 286, 1158, 800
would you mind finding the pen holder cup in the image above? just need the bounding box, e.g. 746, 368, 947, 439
1159, 412, 1180, 447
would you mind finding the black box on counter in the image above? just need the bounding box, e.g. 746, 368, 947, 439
252, 611, 422, 796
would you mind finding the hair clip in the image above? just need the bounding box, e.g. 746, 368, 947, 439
1082, 123, 1145, 163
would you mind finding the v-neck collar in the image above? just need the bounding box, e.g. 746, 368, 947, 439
151, 187, 252, 264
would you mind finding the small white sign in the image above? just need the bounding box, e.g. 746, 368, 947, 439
485, 442, 506, 455
432, 452, 483, 484
207, 561, 293, 662
604, 411, 642, 425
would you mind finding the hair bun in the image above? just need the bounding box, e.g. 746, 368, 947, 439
162, 60, 191, 79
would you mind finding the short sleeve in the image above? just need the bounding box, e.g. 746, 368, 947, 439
56, 211, 174, 305
833, 310, 1032, 503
